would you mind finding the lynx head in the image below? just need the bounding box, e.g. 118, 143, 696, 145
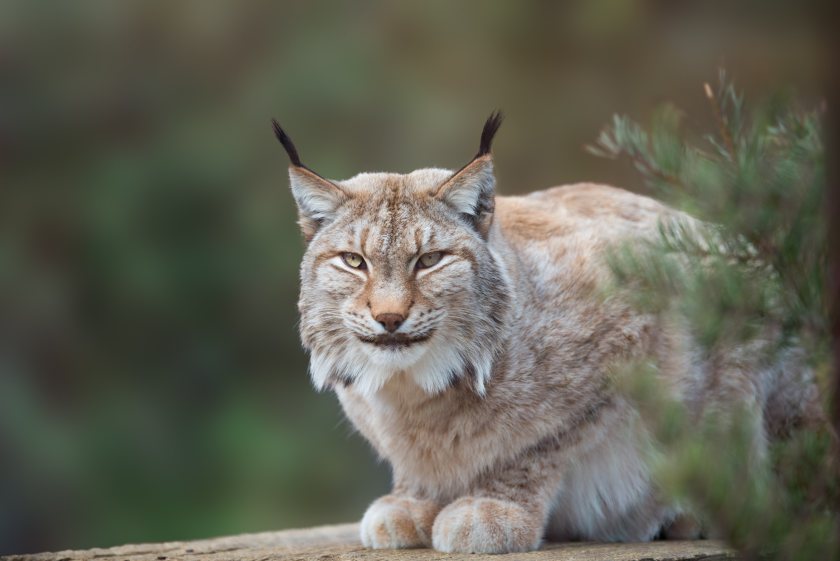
274, 113, 510, 396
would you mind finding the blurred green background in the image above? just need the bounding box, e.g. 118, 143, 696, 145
0, 1, 832, 555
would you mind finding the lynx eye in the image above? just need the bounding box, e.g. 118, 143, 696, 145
341, 252, 367, 270
416, 251, 443, 270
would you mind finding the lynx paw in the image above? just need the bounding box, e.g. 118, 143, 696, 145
431, 497, 542, 553
360, 494, 439, 549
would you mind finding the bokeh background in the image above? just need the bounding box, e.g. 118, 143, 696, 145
0, 1, 834, 555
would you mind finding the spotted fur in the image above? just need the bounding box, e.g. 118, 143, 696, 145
275, 116, 824, 553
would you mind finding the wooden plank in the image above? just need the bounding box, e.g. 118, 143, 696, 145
1, 523, 735, 561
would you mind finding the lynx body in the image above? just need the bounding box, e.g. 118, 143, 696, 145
274, 115, 820, 553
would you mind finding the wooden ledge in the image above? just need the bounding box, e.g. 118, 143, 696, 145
2, 523, 735, 561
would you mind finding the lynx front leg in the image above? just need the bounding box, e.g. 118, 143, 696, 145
360, 493, 441, 549
431, 444, 566, 554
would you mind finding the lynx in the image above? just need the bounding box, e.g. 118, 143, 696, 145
272, 113, 822, 553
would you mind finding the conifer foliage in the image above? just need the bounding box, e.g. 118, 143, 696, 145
589, 71, 837, 560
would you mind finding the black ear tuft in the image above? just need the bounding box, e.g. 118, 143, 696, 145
477, 110, 504, 157
272, 119, 303, 167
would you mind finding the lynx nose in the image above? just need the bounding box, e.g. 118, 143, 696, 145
375, 313, 405, 333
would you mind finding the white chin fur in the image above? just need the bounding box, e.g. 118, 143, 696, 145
309, 334, 492, 397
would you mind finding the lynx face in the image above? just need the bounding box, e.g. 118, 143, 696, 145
272, 113, 508, 396
296, 167, 510, 396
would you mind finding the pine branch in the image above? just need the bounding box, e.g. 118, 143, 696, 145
590, 71, 834, 561
705, 81, 737, 162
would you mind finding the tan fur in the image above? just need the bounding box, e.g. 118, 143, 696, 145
287, 155, 821, 552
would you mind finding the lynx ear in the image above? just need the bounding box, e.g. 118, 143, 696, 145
288, 167, 348, 241
273, 119, 348, 241
433, 111, 503, 238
